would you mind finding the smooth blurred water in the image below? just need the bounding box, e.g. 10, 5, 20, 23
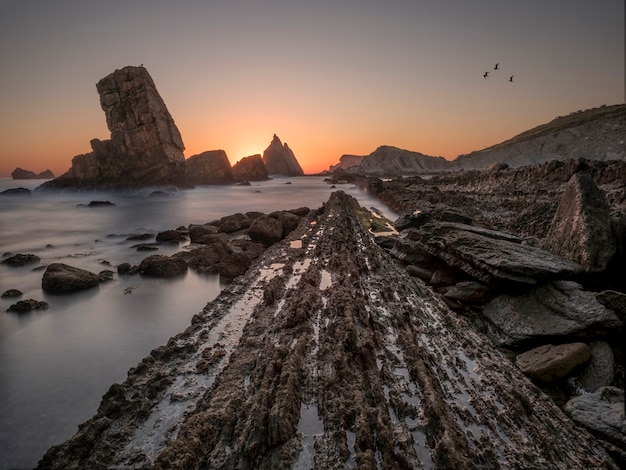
0, 176, 395, 469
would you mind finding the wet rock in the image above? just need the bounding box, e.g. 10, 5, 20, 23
229, 239, 266, 260
1, 187, 32, 196
543, 172, 616, 272
565, 387, 626, 463
247, 215, 284, 246
98, 270, 115, 283
117, 263, 139, 276
149, 190, 175, 197
7, 299, 49, 313
81, 201, 116, 207
482, 281, 622, 347
1, 253, 40, 267
42, 263, 101, 293
183, 243, 233, 274
2, 289, 23, 298
138, 255, 188, 278
215, 213, 252, 233
515, 343, 591, 383
219, 252, 252, 280
155, 230, 185, 243
133, 244, 159, 251
444, 280, 491, 304
126, 233, 153, 241
575, 341, 615, 393
188, 224, 225, 245
271, 210, 300, 237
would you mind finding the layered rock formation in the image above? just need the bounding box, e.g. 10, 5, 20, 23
41, 66, 187, 189
358, 146, 450, 175
11, 168, 54, 179
37, 192, 617, 469
262, 134, 304, 176
232, 154, 269, 181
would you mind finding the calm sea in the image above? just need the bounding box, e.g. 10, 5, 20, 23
0, 176, 396, 469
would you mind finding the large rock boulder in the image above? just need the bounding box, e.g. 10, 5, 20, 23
40, 66, 187, 189
481, 280, 622, 347
42, 263, 101, 293
138, 255, 187, 278
185, 150, 234, 185
515, 343, 591, 383
232, 154, 269, 181
543, 172, 616, 272
565, 387, 626, 463
262, 134, 304, 176
246, 215, 284, 246
188, 224, 226, 245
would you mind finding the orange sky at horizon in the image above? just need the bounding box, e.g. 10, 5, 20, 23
1, 0, 623, 179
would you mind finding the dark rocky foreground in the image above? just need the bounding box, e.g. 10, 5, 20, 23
38, 191, 617, 469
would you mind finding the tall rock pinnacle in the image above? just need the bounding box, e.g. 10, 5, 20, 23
42, 66, 188, 189
262, 134, 304, 176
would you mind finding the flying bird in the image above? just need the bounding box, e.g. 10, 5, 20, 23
483, 72, 489, 78
509, 75, 514, 82
494, 63, 500, 70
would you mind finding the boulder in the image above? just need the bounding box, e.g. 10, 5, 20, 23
444, 281, 490, 304
188, 224, 225, 245
565, 387, 626, 459
117, 263, 139, 276
481, 281, 622, 347
7, 299, 49, 313
219, 252, 252, 280
156, 230, 185, 243
1, 253, 40, 267
2, 289, 23, 298
230, 239, 266, 260
184, 243, 233, 274
271, 211, 300, 237
247, 215, 284, 246
215, 213, 252, 234
42, 263, 101, 293
543, 172, 616, 271
39, 66, 187, 189
515, 343, 591, 383
232, 154, 269, 181
1, 187, 32, 196
575, 341, 615, 393
262, 134, 304, 176
185, 150, 234, 185
138, 255, 188, 278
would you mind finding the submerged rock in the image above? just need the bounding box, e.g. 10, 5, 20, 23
41, 263, 101, 293
1, 253, 40, 267
7, 299, 49, 313
138, 255, 188, 278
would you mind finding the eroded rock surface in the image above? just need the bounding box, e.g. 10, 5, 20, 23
262, 134, 304, 176
37, 192, 617, 469
41, 263, 101, 293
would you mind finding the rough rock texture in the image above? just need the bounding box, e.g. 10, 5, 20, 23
7, 299, 49, 313
576, 341, 616, 393
232, 154, 269, 181
247, 215, 284, 246
185, 150, 234, 185
11, 167, 54, 179
515, 343, 591, 383
543, 172, 616, 272
37, 192, 617, 469
40, 66, 187, 189
358, 146, 450, 175
565, 387, 626, 465
481, 281, 622, 348
138, 255, 188, 278
41, 263, 101, 293
262, 134, 304, 176
1, 253, 40, 267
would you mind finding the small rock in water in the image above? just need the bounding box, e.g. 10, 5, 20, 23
2, 289, 23, 298
1, 253, 40, 267
7, 299, 49, 313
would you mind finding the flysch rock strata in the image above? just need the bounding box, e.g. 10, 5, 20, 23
38, 191, 617, 469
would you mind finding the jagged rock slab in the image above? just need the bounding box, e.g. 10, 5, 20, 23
232, 154, 269, 182
262, 134, 304, 176
482, 280, 622, 348
37, 192, 617, 469
418, 222, 584, 286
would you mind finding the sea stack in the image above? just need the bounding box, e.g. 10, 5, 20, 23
262, 134, 304, 176
41, 66, 187, 189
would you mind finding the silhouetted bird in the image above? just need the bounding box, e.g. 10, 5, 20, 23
509, 75, 514, 82
494, 63, 499, 70
483, 72, 489, 78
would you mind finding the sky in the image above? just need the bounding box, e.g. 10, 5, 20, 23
0, 0, 623, 177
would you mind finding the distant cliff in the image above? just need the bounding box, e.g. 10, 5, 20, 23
262, 134, 304, 176
12, 168, 54, 179
329, 104, 626, 176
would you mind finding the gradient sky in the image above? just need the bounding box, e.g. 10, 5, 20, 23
0, 0, 623, 177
